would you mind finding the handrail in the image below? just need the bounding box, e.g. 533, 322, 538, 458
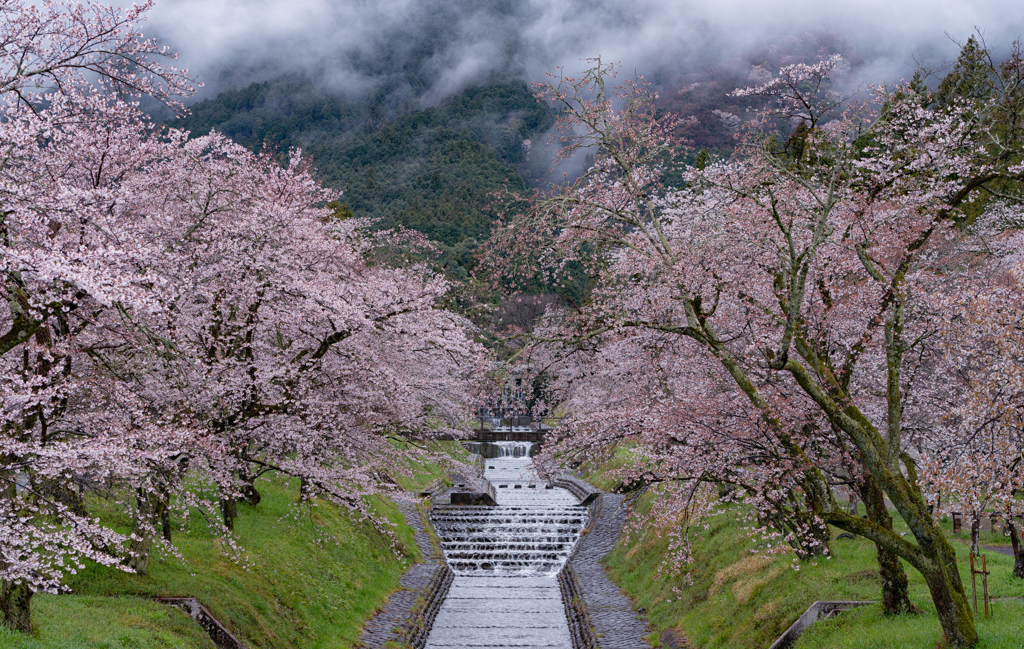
155, 597, 247, 649
768, 601, 874, 649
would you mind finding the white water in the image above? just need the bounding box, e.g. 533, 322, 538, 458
426, 442, 584, 649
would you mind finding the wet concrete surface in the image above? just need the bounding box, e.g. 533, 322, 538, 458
983, 545, 1015, 557
568, 493, 652, 649
426, 443, 583, 649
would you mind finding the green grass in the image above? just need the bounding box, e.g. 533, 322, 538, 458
795, 599, 1024, 649
67, 474, 414, 648
1, 453, 458, 649
0, 596, 215, 649
390, 440, 468, 493
601, 489, 1024, 649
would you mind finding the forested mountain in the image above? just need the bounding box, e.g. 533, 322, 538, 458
169, 33, 867, 276
171, 78, 555, 273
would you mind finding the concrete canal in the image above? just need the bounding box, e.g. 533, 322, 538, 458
426, 442, 587, 649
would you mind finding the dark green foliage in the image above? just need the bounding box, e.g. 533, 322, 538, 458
935, 36, 994, 106
921, 37, 1024, 224
171, 77, 555, 261
172, 78, 359, 152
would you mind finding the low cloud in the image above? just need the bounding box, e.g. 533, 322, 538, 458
144, 0, 1023, 102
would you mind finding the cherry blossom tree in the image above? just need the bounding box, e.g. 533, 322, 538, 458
0, 0, 199, 629
104, 131, 485, 533
1, 0, 485, 632
487, 48, 1024, 646
919, 227, 1024, 577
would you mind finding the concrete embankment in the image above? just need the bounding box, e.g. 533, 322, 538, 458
359, 498, 449, 649
560, 492, 651, 649
424, 443, 583, 649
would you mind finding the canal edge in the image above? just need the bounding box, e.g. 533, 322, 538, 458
556, 477, 653, 649
358, 492, 450, 649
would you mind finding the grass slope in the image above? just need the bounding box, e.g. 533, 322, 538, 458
0, 596, 216, 649
602, 490, 1024, 649
0, 439, 465, 649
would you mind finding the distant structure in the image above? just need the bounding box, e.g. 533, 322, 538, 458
473, 370, 556, 442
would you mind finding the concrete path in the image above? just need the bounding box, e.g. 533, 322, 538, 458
983, 545, 1015, 558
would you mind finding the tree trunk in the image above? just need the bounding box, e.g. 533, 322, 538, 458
970, 513, 980, 557
220, 495, 236, 531
861, 477, 915, 615
35, 476, 88, 517
126, 490, 156, 575
0, 464, 33, 633
920, 543, 978, 649
239, 481, 261, 507
900, 499, 978, 647
160, 500, 172, 543
0, 579, 32, 633
1007, 518, 1024, 579
827, 492, 977, 645
236, 465, 261, 507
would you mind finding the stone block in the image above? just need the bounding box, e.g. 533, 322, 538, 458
450, 492, 497, 506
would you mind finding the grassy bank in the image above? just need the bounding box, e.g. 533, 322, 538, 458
0, 596, 216, 649
1, 442, 464, 649
601, 489, 1024, 649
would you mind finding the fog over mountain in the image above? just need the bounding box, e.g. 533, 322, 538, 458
147, 0, 1022, 102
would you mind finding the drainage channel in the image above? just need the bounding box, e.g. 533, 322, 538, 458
427, 442, 587, 649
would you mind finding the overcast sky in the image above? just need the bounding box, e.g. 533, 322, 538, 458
143, 0, 1023, 101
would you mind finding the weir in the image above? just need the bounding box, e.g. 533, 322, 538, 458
426, 441, 586, 649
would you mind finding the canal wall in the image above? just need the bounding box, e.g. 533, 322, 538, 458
559, 492, 652, 649
361, 449, 650, 649
359, 498, 448, 649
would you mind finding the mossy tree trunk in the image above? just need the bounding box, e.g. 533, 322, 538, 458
1007, 518, 1024, 579
689, 314, 979, 645
783, 351, 979, 647
160, 497, 172, 543
238, 468, 261, 507
126, 489, 159, 575
860, 476, 915, 615
0, 463, 32, 632
0, 578, 32, 633
220, 495, 237, 531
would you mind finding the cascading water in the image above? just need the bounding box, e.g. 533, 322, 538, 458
426, 441, 586, 649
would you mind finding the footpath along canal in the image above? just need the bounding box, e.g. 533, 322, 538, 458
426, 442, 586, 649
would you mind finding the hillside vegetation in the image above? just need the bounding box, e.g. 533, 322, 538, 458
0, 475, 420, 649
0, 441, 459, 649
171, 78, 555, 273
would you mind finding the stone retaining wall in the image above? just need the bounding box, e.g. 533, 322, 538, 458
554, 474, 601, 505
559, 492, 651, 649
405, 563, 455, 649
558, 564, 599, 649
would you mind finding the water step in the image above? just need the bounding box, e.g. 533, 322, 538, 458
425, 441, 588, 649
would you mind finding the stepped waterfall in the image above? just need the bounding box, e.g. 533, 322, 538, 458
425, 442, 586, 649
